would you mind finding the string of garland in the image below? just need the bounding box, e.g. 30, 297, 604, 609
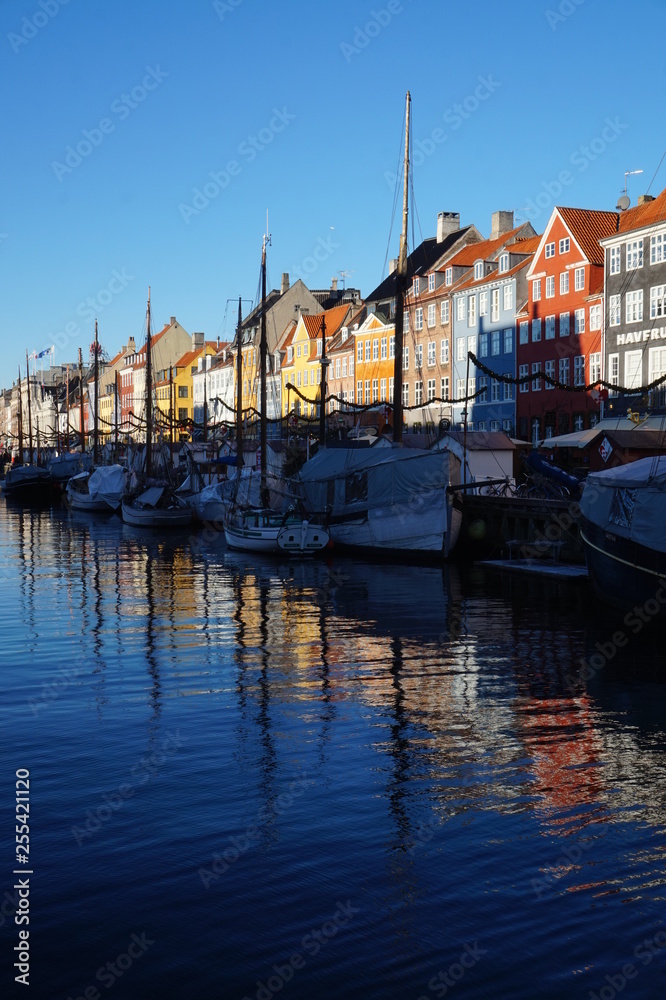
469, 352, 666, 396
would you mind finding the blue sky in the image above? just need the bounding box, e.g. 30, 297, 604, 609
1, 0, 665, 387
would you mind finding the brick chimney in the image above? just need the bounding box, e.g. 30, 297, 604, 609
331, 277, 338, 291
192, 332, 204, 348
437, 212, 460, 243
491, 211, 514, 238
170, 316, 176, 326
281, 273, 290, 294
638, 194, 655, 205
127, 337, 135, 354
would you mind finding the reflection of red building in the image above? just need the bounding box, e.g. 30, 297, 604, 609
517, 208, 618, 442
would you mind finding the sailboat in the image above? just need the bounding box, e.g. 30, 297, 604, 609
121, 290, 192, 528
294, 92, 462, 560
3, 358, 53, 498
224, 236, 330, 555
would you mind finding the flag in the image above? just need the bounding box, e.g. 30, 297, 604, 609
35, 347, 53, 359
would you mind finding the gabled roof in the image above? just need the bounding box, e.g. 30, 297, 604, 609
366, 227, 474, 304
510, 235, 541, 255
440, 226, 528, 269
556, 207, 619, 265
617, 186, 666, 234
452, 256, 532, 294
301, 302, 351, 339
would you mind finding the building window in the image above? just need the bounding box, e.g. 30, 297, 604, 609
625, 350, 642, 389
532, 318, 542, 342
545, 359, 555, 388
491, 331, 500, 356
364, 380, 371, 404
651, 285, 666, 318
574, 308, 585, 334
441, 377, 449, 400
403, 311, 410, 333
503, 328, 512, 353
560, 312, 570, 337
389, 336, 395, 359
178, 407, 188, 421
610, 245, 621, 274
560, 271, 569, 294
608, 354, 619, 395
445, 267, 453, 286
178, 385, 188, 397
478, 376, 487, 402
427, 379, 436, 401
415, 344, 423, 367
456, 338, 465, 362
478, 333, 488, 357
296, 344, 301, 358
589, 304, 602, 331
427, 341, 436, 366
519, 364, 529, 392
428, 273, 435, 292
499, 253, 509, 273
609, 295, 621, 326
441, 300, 450, 325
287, 346, 293, 363
491, 289, 500, 322
573, 266, 585, 291
403, 346, 410, 370
626, 239, 644, 270
545, 315, 555, 339
335, 359, 341, 379
402, 383, 409, 406
626, 290, 643, 323
479, 290, 488, 316
357, 380, 363, 402
365, 340, 371, 361
546, 276, 555, 298
415, 308, 423, 331
574, 355, 585, 387
504, 378, 513, 401
427, 304, 436, 328
381, 337, 387, 360
504, 284, 513, 310
533, 279, 541, 301
441, 339, 449, 364
370, 338, 378, 360
380, 378, 387, 401
474, 261, 484, 280
372, 379, 378, 402
532, 362, 541, 391
559, 237, 570, 254
478, 421, 487, 432
456, 378, 465, 400
388, 377, 394, 402
545, 242, 555, 259
651, 234, 665, 265
456, 297, 465, 321
357, 341, 363, 363
468, 296, 477, 326
342, 358, 347, 377
468, 377, 476, 398
413, 277, 420, 295
491, 379, 501, 402
519, 321, 528, 345
349, 357, 354, 376
588, 353, 601, 384
559, 358, 570, 386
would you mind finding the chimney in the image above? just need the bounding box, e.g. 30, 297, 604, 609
192, 332, 204, 348
170, 316, 176, 326
389, 258, 399, 273
638, 194, 655, 205
206, 355, 212, 370
127, 337, 136, 354
437, 212, 460, 243
331, 277, 338, 292
281, 272, 290, 294
491, 211, 514, 239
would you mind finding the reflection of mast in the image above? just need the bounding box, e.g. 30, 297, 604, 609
145, 550, 162, 728
316, 591, 336, 768
256, 579, 277, 825
26, 351, 33, 464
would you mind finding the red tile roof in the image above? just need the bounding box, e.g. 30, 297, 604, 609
301, 303, 351, 339
617, 185, 666, 233
453, 256, 532, 293
557, 207, 619, 265
510, 235, 541, 255
439, 225, 530, 269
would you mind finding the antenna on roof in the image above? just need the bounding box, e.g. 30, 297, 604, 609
338, 269, 355, 289
618, 169, 643, 210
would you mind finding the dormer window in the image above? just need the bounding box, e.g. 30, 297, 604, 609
341, 327, 348, 342
428, 273, 435, 292
445, 267, 453, 286
474, 261, 484, 280
499, 253, 509, 273
413, 277, 420, 295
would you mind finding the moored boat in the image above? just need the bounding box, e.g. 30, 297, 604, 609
66, 464, 127, 512
122, 485, 192, 528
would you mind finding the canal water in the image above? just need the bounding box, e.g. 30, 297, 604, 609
1, 498, 665, 999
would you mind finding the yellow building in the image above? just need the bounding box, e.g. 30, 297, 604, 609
154, 343, 218, 436
280, 304, 351, 418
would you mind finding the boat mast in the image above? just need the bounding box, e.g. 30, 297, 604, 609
319, 312, 328, 446
392, 90, 411, 446
145, 287, 152, 479
114, 371, 119, 459
78, 348, 84, 453
236, 296, 243, 470
203, 352, 208, 443
25, 351, 33, 464
260, 233, 269, 505
66, 365, 70, 449
93, 318, 99, 464
169, 365, 174, 451
17, 365, 23, 464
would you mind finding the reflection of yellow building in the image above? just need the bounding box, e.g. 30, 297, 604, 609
280, 304, 351, 418
154, 344, 217, 430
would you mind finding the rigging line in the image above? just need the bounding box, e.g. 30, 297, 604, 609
646, 150, 666, 196
382, 104, 407, 280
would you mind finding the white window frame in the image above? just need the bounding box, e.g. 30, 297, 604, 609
574, 308, 585, 334
441, 338, 449, 364
533, 278, 541, 301
560, 271, 569, 294
503, 284, 513, 310
626, 289, 643, 324
625, 350, 642, 390
545, 276, 555, 298
479, 290, 488, 316
545, 315, 555, 340
609, 294, 621, 326
545, 359, 555, 389
456, 297, 465, 322
532, 318, 541, 342
441, 300, 450, 325
650, 284, 666, 319
559, 312, 570, 337
610, 245, 621, 275
559, 237, 570, 254
545, 242, 555, 259
519, 322, 528, 345
626, 239, 644, 271
589, 304, 602, 331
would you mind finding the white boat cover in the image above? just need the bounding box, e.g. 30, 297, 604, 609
136, 486, 165, 507
87, 465, 126, 509
581, 456, 666, 553
297, 446, 457, 513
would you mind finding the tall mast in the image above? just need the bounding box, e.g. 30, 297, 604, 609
260, 233, 269, 505
114, 371, 119, 459
145, 287, 152, 478
93, 318, 99, 463
392, 90, 411, 446
319, 312, 328, 446
203, 352, 208, 443
78, 347, 84, 452
17, 365, 23, 464
66, 365, 70, 449
26, 351, 33, 463
169, 365, 174, 451
236, 296, 243, 469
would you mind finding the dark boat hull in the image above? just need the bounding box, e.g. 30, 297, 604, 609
580, 515, 666, 612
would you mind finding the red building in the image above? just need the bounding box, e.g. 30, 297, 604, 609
517, 207, 618, 442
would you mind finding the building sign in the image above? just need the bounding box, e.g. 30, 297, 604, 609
599, 437, 613, 463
